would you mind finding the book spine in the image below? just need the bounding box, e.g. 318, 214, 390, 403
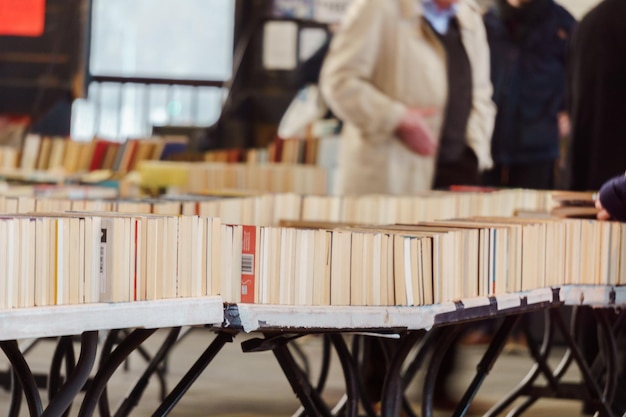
241, 225, 257, 303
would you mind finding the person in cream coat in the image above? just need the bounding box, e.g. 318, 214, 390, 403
320, 0, 495, 195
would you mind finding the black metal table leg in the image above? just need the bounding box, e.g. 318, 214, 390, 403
597, 309, 620, 410
78, 328, 157, 417
293, 334, 333, 417
379, 331, 424, 417
41, 331, 98, 417
150, 331, 234, 417
329, 334, 359, 417
48, 336, 74, 407
552, 309, 616, 417
97, 329, 122, 417
271, 337, 334, 417
506, 314, 565, 417
350, 335, 385, 417
421, 325, 462, 417
0, 340, 43, 417
8, 369, 23, 417
112, 327, 182, 417
484, 309, 558, 417
451, 314, 521, 417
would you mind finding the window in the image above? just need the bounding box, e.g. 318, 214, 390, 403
72, 0, 235, 141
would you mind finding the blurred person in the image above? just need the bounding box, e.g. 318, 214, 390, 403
596, 173, 626, 222
482, 0, 575, 190
320, 0, 495, 410
469, 0, 576, 354
568, 0, 626, 191
569, 6, 626, 412
583, 171, 626, 415
319, 0, 495, 196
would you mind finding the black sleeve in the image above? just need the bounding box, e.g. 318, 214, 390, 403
295, 36, 332, 89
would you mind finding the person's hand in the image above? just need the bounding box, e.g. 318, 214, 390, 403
395, 108, 438, 156
595, 198, 611, 221
558, 111, 570, 138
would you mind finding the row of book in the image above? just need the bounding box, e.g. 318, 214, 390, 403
0, 134, 188, 175
0, 211, 620, 309
138, 161, 329, 196
203, 136, 338, 166
224, 216, 624, 306
202, 137, 340, 194
0, 213, 221, 309
0, 133, 339, 178
0, 188, 559, 227
0, 187, 609, 308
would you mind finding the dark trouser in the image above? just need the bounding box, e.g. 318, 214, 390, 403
434, 146, 480, 189
482, 160, 556, 190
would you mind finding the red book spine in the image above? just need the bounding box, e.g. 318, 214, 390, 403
240, 225, 256, 303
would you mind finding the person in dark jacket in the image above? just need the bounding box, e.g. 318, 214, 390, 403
568, 0, 626, 191
482, 0, 575, 189
596, 173, 626, 222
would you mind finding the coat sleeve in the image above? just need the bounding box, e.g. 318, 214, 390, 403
319, 0, 407, 140
466, 12, 496, 171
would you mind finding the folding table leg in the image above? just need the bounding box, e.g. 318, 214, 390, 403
271, 339, 335, 417
113, 327, 182, 417
451, 314, 520, 417
78, 328, 157, 417
0, 340, 43, 417
151, 330, 234, 417
42, 331, 98, 417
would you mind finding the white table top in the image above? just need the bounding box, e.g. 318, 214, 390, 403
0, 296, 224, 341
231, 288, 555, 333
1, 285, 622, 340
559, 284, 626, 307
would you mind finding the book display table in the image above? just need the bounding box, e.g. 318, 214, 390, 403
228, 286, 624, 417
481, 285, 626, 417
0, 288, 624, 417
225, 288, 557, 417
0, 297, 223, 417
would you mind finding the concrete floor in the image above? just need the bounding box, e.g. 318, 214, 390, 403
0, 327, 594, 417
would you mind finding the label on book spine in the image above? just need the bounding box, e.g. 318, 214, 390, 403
241, 225, 256, 303
99, 227, 107, 295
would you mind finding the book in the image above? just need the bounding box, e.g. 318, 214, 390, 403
550, 190, 598, 218
47, 138, 67, 171
63, 140, 83, 174
129, 139, 158, 171
189, 216, 204, 298
117, 140, 139, 173
77, 141, 97, 172
220, 224, 234, 302
240, 225, 259, 303
0, 146, 20, 169
551, 190, 596, 205
278, 227, 296, 304
159, 141, 188, 161
83, 216, 101, 304
89, 139, 115, 171
17, 217, 36, 308
36, 136, 53, 170
550, 205, 599, 219
312, 229, 331, 306
330, 230, 351, 306
101, 142, 121, 171
0, 219, 8, 309
20, 134, 42, 171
